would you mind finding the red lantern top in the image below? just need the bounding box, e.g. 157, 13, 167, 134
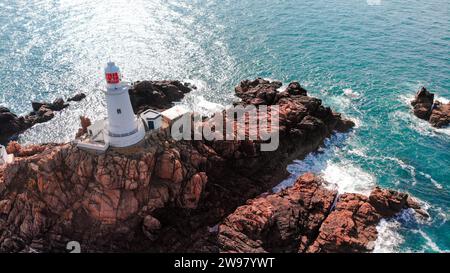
104, 62, 121, 84
106, 72, 120, 84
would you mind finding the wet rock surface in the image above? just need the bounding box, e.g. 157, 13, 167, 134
219, 173, 423, 253
0, 94, 87, 144
129, 80, 194, 113
0, 79, 195, 144
0, 78, 417, 253
411, 87, 449, 128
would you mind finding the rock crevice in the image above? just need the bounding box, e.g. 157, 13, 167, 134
0, 78, 416, 253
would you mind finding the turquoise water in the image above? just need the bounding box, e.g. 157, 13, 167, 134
0, 0, 448, 252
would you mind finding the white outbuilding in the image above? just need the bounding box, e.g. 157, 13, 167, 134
140, 109, 162, 131
0, 145, 14, 165
161, 104, 190, 129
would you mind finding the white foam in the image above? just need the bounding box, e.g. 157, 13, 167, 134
435, 96, 449, 104
349, 117, 362, 128
396, 94, 450, 137
329, 96, 352, 110
191, 96, 225, 116
348, 147, 367, 157
343, 88, 360, 98
416, 230, 444, 252
273, 132, 375, 195
398, 94, 415, 105
373, 219, 404, 253
419, 171, 443, 189
180, 79, 227, 116
391, 109, 450, 138
322, 161, 376, 195
367, 0, 382, 6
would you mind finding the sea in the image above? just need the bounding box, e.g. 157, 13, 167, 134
0, 0, 448, 252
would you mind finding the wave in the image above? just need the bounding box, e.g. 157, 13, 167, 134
415, 230, 444, 252
343, 88, 360, 98
367, 0, 383, 6
273, 133, 375, 195
396, 95, 450, 137
322, 161, 375, 195
391, 108, 450, 138
373, 218, 404, 253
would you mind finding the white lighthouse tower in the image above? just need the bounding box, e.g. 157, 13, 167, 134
104, 62, 145, 147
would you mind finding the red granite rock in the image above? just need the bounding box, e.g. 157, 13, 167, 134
0, 78, 359, 253
411, 87, 449, 128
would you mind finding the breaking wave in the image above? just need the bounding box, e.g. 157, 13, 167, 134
373, 219, 404, 253
273, 133, 375, 195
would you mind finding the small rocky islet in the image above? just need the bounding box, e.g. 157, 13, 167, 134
0, 78, 427, 252
411, 86, 450, 128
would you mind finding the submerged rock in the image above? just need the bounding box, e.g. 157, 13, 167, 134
411, 87, 449, 128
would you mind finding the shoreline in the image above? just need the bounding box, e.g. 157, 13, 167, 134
0, 78, 427, 253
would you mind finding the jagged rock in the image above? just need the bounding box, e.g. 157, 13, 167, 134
218, 173, 337, 253
67, 93, 86, 102
368, 187, 408, 218
75, 116, 92, 138
411, 87, 449, 127
235, 78, 282, 105
0, 108, 28, 143
285, 82, 307, 96
129, 80, 194, 113
218, 173, 423, 253
307, 186, 421, 253
429, 101, 450, 128
0, 78, 358, 252
142, 215, 161, 240
180, 172, 207, 209
0, 81, 194, 144
411, 87, 433, 119
32, 98, 68, 112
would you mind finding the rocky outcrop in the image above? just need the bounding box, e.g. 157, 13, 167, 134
218, 173, 337, 253
219, 173, 423, 253
429, 101, 450, 128
0, 94, 86, 144
0, 79, 195, 144
0, 78, 362, 252
129, 80, 195, 113
75, 116, 92, 139
67, 93, 86, 102
411, 87, 449, 128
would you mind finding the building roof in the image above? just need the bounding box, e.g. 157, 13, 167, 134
141, 109, 161, 120
161, 105, 189, 121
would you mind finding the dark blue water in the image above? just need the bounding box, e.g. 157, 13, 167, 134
0, 0, 448, 252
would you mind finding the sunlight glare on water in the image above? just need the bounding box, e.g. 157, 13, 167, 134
0, 0, 449, 252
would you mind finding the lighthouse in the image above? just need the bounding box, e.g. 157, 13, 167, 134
104, 62, 145, 147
